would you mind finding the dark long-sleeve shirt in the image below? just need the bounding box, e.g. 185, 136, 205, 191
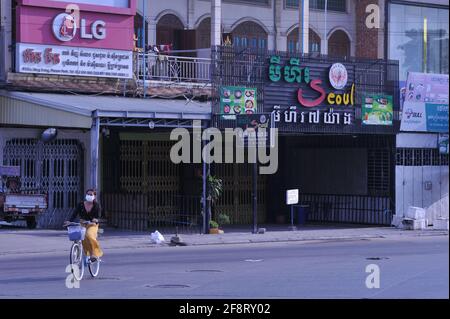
70, 202, 101, 222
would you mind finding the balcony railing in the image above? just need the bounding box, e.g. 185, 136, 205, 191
134, 52, 212, 83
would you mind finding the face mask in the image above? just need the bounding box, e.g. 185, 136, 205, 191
85, 195, 95, 202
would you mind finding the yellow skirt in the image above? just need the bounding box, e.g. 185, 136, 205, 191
82, 224, 103, 258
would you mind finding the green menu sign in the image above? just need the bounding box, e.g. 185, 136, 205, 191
362, 94, 393, 126
220, 86, 257, 119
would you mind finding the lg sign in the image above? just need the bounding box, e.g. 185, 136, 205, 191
53, 10, 106, 42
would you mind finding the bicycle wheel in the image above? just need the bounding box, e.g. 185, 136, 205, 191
88, 258, 100, 277
69, 242, 84, 281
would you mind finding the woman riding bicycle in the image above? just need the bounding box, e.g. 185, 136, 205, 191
64, 189, 103, 262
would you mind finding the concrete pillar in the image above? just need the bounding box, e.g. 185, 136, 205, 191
273, 0, 282, 51
298, 0, 309, 54
90, 117, 100, 198
211, 0, 221, 46
378, 0, 386, 59
148, 21, 157, 45
321, 37, 328, 55
355, 0, 380, 59
321, 0, 328, 55
187, 0, 195, 29
277, 35, 287, 52
268, 34, 275, 51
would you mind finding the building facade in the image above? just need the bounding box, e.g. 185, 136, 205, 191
387, 0, 449, 224
0, 0, 448, 231
136, 0, 384, 58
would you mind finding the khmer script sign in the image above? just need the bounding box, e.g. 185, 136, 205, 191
16, 43, 133, 79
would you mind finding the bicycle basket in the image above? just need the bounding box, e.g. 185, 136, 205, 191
67, 226, 86, 241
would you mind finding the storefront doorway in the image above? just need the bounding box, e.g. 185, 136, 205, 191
2, 138, 84, 228
267, 134, 395, 226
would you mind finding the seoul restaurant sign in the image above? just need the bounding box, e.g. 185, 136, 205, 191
15, 0, 136, 79
266, 56, 355, 125
265, 55, 394, 129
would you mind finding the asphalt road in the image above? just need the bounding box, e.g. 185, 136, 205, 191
0, 236, 448, 299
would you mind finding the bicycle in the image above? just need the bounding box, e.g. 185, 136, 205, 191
65, 221, 101, 280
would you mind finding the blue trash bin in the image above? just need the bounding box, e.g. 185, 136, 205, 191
296, 205, 310, 225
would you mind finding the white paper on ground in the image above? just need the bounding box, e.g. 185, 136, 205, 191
150, 230, 165, 244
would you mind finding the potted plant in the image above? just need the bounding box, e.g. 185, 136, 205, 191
207, 175, 228, 234
209, 220, 220, 234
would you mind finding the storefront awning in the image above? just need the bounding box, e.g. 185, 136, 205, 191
0, 90, 211, 129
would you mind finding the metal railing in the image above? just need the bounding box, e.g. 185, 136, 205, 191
102, 193, 203, 234
298, 194, 394, 225
134, 52, 211, 83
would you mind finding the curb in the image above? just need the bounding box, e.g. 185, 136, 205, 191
180, 234, 386, 246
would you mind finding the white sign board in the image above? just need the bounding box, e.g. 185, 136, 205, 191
286, 189, 299, 205
400, 101, 427, 132
16, 43, 133, 79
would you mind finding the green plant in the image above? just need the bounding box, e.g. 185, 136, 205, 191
207, 175, 223, 204
206, 175, 224, 227
217, 213, 231, 225
209, 220, 219, 229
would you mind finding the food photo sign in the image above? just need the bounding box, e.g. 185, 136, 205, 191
362, 94, 394, 126
220, 86, 257, 119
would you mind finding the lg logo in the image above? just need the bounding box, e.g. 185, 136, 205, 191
53, 5, 106, 42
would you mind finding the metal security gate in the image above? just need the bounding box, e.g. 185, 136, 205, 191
3, 139, 83, 228
299, 194, 393, 225
103, 139, 204, 232
215, 163, 267, 224
396, 148, 449, 218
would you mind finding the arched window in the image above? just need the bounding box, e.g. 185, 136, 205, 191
287, 28, 321, 54
328, 30, 351, 58
232, 21, 267, 49
196, 18, 211, 49
156, 14, 184, 50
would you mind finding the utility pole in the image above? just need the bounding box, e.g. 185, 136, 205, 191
142, 0, 146, 98
298, 0, 309, 54
252, 161, 258, 234
211, 0, 222, 47
324, 0, 328, 54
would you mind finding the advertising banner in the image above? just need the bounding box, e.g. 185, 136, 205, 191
220, 86, 257, 119
15, 1, 135, 79
362, 94, 393, 126
426, 103, 449, 133
401, 72, 449, 133
16, 43, 133, 79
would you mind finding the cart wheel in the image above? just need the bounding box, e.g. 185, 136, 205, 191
26, 216, 37, 229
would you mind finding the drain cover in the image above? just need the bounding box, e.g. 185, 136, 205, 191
189, 269, 223, 273
366, 257, 389, 260
148, 284, 191, 288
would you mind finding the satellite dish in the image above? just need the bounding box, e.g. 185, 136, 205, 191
41, 128, 58, 143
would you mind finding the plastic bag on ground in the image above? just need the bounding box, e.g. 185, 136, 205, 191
150, 230, 165, 244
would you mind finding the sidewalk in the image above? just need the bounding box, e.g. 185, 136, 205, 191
0, 223, 448, 256
165, 224, 449, 246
